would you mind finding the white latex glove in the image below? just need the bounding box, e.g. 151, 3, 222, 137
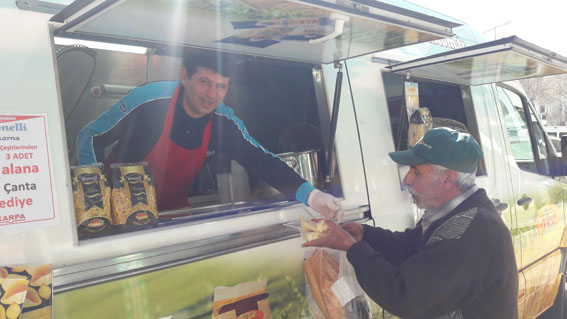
307, 189, 343, 221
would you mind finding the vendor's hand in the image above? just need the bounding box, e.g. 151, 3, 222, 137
341, 222, 363, 242
307, 190, 342, 221
302, 220, 357, 251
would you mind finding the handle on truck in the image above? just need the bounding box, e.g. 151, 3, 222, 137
325, 63, 343, 182
491, 198, 509, 213
517, 196, 532, 207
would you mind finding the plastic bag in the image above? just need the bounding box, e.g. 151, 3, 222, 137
304, 248, 370, 319
333, 252, 371, 318
304, 248, 343, 319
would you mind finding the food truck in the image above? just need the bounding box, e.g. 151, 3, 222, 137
2, 0, 567, 318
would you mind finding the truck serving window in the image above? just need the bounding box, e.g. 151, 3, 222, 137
58, 47, 342, 241
382, 72, 485, 175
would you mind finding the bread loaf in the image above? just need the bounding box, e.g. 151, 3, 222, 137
304, 249, 344, 319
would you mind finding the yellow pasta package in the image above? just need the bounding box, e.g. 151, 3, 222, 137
110, 163, 158, 231
71, 164, 112, 239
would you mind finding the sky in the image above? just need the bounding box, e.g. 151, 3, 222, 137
407, 0, 567, 56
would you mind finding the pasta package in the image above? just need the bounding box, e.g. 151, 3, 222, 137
213, 279, 271, 319
71, 164, 112, 238
110, 163, 158, 230
408, 107, 432, 147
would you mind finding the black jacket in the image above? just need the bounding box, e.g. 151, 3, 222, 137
347, 189, 518, 318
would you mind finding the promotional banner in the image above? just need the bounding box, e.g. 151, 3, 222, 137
0, 114, 58, 230
54, 239, 309, 319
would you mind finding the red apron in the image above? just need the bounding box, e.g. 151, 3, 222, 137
144, 88, 213, 210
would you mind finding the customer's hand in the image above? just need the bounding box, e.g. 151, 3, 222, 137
302, 220, 356, 251
341, 222, 363, 242
307, 190, 342, 221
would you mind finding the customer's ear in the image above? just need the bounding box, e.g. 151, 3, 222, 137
442, 170, 458, 188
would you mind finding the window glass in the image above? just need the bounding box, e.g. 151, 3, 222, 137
498, 87, 533, 164
549, 136, 561, 155
527, 106, 550, 173
58, 47, 343, 240
497, 86, 550, 174
382, 72, 485, 175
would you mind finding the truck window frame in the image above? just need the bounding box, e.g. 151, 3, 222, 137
497, 84, 553, 176
57, 47, 353, 242
381, 71, 487, 176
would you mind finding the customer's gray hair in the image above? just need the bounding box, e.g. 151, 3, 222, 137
431, 164, 476, 191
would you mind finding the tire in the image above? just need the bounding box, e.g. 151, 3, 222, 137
540, 275, 567, 319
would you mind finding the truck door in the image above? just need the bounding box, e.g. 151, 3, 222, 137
495, 84, 566, 318
387, 36, 567, 318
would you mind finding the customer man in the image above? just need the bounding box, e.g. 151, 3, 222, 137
77, 52, 340, 216
303, 128, 518, 318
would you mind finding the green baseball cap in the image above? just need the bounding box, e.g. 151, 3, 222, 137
388, 127, 482, 173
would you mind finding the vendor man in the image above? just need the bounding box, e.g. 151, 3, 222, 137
303, 128, 518, 318
77, 52, 340, 216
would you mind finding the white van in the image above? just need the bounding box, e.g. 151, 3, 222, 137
2, 1, 567, 318
546, 126, 567, 139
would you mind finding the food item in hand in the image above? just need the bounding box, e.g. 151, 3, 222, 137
304, 249, 344, 319
111, 163, 158, 231
212, 279, 271, 319
71, 164, 112, 238
300, 216, 329, 242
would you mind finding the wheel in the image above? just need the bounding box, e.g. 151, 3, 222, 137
540, 275, 566, 319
